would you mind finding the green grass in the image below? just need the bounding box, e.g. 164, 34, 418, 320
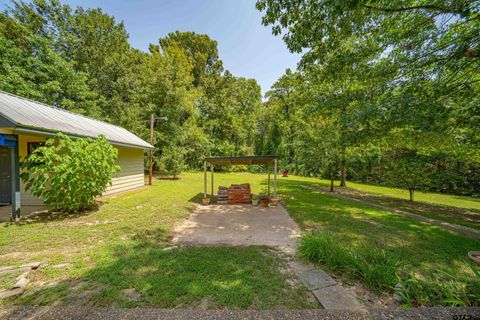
1, 171, 479, 308
312, 180, 480, 231
0, 269, 24, 291
321, 180, 480, 211
278, 177, 480, 306
0, 172, 314, 309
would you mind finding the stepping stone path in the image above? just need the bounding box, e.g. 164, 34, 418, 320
288, 259, 363, 310
0, 262, 42, 299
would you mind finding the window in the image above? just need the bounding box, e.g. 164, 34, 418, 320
27, 142, 45, 155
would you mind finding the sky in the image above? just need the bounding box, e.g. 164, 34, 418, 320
1, 0, 301, 96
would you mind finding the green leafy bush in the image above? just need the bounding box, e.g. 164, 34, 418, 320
20, 133, 120, 212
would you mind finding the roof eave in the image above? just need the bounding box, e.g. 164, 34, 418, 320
13, 126, 154, 150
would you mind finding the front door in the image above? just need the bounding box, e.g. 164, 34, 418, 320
0, 147, 11, 204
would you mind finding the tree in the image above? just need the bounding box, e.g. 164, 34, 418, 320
159, 31, 224, 87
386, 155, 431, 202
157, 146, 187, 179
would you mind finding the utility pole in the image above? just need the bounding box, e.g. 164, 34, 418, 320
148, 113, 168, 186
149, 113, 154, 186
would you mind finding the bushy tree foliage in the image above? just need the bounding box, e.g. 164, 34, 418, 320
255, 0, 480, 196
1, 0, 263, 176
20, 134, 120, 212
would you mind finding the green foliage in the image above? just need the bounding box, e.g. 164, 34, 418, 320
1, 0, 263, 176
396, 267, 480, 307
298, 232, 399, 293
255, 0, 480, 196
20, 134, 120, 212
385, 154, 432, 201
288, 176, 480, 307
157, 146, 187, 179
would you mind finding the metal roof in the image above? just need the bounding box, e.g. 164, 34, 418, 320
0, 91, 153, 149
205, 156, 277, 165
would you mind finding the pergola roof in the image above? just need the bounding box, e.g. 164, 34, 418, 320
204, 156, 277, 166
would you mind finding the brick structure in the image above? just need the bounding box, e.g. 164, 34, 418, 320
227, 184, 251, 204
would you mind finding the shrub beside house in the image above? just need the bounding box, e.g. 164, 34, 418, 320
0, 91, 153, 219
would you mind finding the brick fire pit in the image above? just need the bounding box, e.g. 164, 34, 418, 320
227, 184, 251, 204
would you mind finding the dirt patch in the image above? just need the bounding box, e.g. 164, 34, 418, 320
171, 204, 301, 253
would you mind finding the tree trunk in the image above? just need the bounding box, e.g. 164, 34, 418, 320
340, 148, 347, 187
409, 188, 414, 201
330, 173, 334, 192
340, 164, 347, 188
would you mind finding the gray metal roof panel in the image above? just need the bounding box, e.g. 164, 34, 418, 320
0, 91, 153, 149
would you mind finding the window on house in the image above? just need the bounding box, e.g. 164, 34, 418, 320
27, 142, 45, 155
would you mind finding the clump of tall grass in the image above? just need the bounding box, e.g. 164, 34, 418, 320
298, 232, 399, 293
298, 232, 480, 307
396, 266, 480, 307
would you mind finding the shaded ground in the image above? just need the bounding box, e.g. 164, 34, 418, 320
0, 206, 46, 223
323, 186, 480, 231
1, 172, 479, 309
171, 204, 300, 253
310, 187, 480, 239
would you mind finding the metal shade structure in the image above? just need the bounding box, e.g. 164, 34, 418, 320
203, 156, 278, 199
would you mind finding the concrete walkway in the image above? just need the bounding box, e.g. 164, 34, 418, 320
1, 305, 479, 320
171, 204, 363, 310
316, 189, 480, 240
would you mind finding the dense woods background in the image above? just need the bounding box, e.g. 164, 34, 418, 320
1, 0, 479, 196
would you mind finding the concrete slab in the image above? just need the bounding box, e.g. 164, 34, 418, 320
312, 285, 363, 310
171, 204, 301, 253
296, 269, 337, 290
287, 260, 315, 272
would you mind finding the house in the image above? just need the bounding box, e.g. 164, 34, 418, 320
0, 91, 153, 220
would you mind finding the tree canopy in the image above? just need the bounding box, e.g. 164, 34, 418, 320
255, 0, 480, 196
2, 0, 479, 196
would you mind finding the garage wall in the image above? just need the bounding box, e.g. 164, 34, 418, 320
18, 134, 146, 205
19, 134, 47, 206
104, 146, 146, 196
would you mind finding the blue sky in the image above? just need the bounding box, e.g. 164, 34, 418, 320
1, 0, 300, 95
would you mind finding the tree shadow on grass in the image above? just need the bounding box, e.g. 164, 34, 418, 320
14, 229, 313, 310
188, 193, 205, 204
2, 205, 101, 227
278, 178, 480, 278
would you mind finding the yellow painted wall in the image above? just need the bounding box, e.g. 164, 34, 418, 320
104, 146, 145, 196
16, 133, 146, 206
19, 134, 47, 205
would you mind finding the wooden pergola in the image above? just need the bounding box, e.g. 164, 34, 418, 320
203, 156, 278, 199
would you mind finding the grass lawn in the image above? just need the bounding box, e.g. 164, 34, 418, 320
1, 172, 479, 308
321, 180, 480, 211
278, 177, 480, 306
312, 180, 480, 231
0, 172, 313, 309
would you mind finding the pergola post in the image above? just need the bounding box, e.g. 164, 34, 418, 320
267, 172, 271, 198
273, 159, 277, 198
211, 164, 214, 197
203, 160, 207, 198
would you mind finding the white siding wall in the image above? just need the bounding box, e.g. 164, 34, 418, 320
18, 134, 146, 205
